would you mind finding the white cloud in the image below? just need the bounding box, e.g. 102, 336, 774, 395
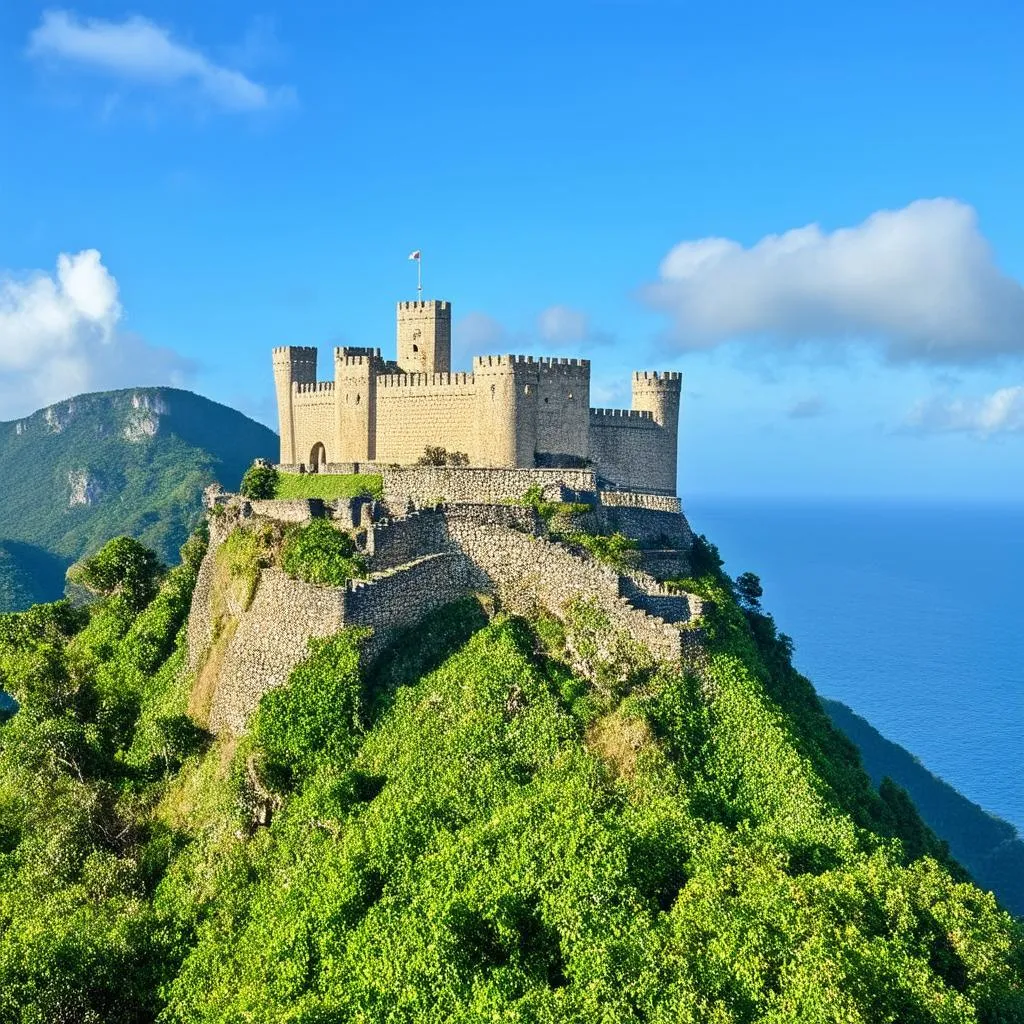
904, 386, 1024, 436
27, 10, 293, 112
0, 249, 193, 419
644, 199, 1024, 365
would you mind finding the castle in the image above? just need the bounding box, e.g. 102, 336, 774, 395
273, 299, 682, 495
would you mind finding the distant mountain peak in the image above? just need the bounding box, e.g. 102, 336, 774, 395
0, 386, 278, 611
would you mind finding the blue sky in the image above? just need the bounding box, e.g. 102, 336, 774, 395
2, 0, 1023, 500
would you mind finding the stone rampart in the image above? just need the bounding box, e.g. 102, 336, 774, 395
382, 466, 597, 510
344, 552, 470, 661
599, 491, 682, 513
637, 550, 691, 581
444, 509, 695, 665
364, 509, 450, 571
247, 498, 323, 523
597, 505, 692, 550
209, 568, 347, 735
187, 497, 702, 736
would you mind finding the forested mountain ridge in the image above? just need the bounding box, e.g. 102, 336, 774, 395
0, 525, 1020, 1022
0, 388, 277, 611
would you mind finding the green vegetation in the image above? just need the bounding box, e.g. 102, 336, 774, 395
517, 485, 640, 571
0, 527, 1021, 1022
239, 461, 279, 499
273, 471, 384, 501
0, 387, 277, 612
280, 519, 367, 587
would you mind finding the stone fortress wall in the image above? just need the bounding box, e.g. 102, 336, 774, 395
188, 486, 702, 736
272, 299, 682, 495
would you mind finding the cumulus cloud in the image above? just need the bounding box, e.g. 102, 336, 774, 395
787, 396, 826, 419
643, 199, 1024, 365
904, 386, 1024, 436
0, 249, 193, 419
27, 10, 293, 112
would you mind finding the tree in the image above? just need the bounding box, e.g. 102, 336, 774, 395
734, 571, 763, 610
240, 461, 279, 499
66, 538, 164, 612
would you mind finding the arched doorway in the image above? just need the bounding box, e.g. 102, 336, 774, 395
309, 442, 326, 472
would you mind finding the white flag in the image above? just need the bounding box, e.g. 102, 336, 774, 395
408, 250, 421, 261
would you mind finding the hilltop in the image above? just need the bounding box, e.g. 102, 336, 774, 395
0, 475, 1020, 1021
0, 388, 277, 611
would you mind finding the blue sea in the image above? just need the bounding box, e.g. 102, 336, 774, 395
686, 499, 1024, 835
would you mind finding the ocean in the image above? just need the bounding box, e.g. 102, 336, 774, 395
686, 498, 1024, 835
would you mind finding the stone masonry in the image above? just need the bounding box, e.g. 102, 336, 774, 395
273, 297, 683, 495
186, 496, 703, 736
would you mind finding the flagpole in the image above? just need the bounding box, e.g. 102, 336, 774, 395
417, 254, 422, 301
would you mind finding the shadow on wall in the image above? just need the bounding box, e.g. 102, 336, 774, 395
823, 698, 1024, 917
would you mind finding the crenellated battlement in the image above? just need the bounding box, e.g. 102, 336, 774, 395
272, 345, 317, 360
294, 381, 336, 396
590, 408, 655, 421
397, 300, 450, 311
633, 370, 682, 385
377, 371, 474, 388
334, 346, 382, 361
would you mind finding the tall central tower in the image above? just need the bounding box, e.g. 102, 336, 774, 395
396, 300, 451, 374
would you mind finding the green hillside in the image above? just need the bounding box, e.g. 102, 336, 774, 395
0, 387, 277, 611
0, 533, 1020, 1022
825, 698, 1024, 917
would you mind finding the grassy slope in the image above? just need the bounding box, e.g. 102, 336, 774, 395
273, 471, 383, 500
0, 387, 277, 610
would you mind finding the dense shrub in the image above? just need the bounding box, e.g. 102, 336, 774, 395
239, 461, 279, 499
251, 629, 369, 787
417, 445, 470, 467
280, 519, 366, 587
66, 536, 165, 612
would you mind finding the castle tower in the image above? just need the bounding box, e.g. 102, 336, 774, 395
632, 371, 682, 494
396, 300, 451, 374
334, 347, 383, 462
472, 355, 538, 467
272, 346, 317, 465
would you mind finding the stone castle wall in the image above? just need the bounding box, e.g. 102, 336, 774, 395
208, 568, 347, 735
291, 383, 337, 468
381, 466, 597, 510
344, 552, 469, 663
363, 509, 449, 570
187, 499, 702, 735
443, 508, 695, 666
589, 411, 675, 495
374, 373, 478, 464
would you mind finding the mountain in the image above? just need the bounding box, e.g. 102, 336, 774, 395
0, 387, 277, 611
824, 697, 1024, 916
